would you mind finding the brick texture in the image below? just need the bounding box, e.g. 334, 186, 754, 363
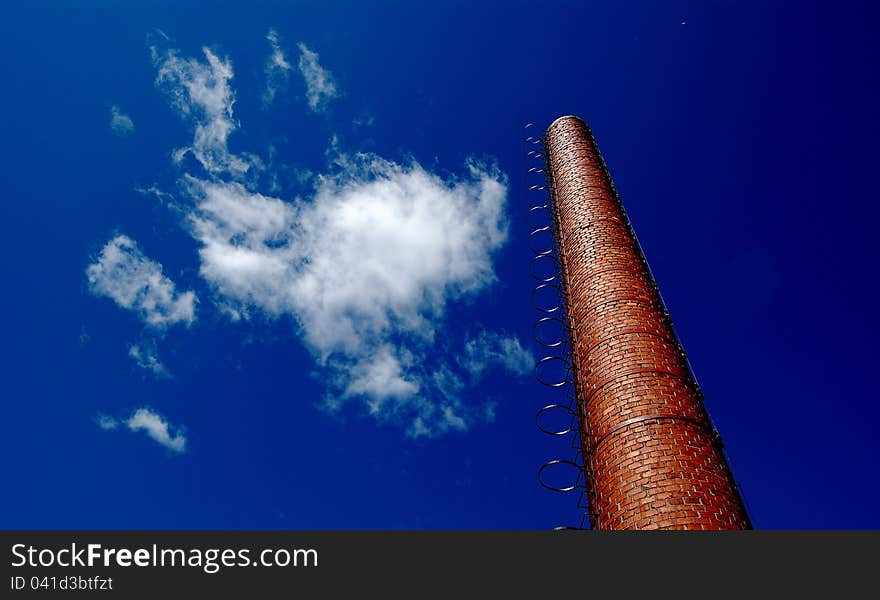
544, 116, 750, 530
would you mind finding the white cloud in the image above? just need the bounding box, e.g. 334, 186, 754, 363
182, 154, 509, 436
342, 345, 420, 403
96, 408, 186, 453
263, 29, 292, 108
153, 47, 250, 176
86, 234, 197, 329
297, 42, 338, 112
129, 342, 171, 378
126, 408, 187, 453
135, 184, 173, 203
460, 331, 534, 378
144, 45, 526, 437
95, 414, 119, 430
110, 106, 135, 135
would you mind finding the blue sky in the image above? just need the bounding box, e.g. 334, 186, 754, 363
1, 1, 878, 529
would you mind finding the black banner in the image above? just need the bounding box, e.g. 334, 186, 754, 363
1, 531, 874, 596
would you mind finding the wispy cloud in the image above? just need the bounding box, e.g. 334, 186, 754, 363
127, 408, 187, 453
262, 29, 292, 108
97, 408, 187, 453
135, 184, 173, 204
153, 46, 251, 176
129, 342, 171, 378
86, 234, 197, 329
95, 414, 119, 430
110, 106, 135, 135
353, 112, 376, 128
297, 42, 338, 112
104, 43, 526, 438
460, 331, 534, 378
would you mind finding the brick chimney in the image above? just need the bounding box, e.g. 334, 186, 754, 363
543, 116, 750, 529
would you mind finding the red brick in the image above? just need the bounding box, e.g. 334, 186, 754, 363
544, 116, 749, 530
